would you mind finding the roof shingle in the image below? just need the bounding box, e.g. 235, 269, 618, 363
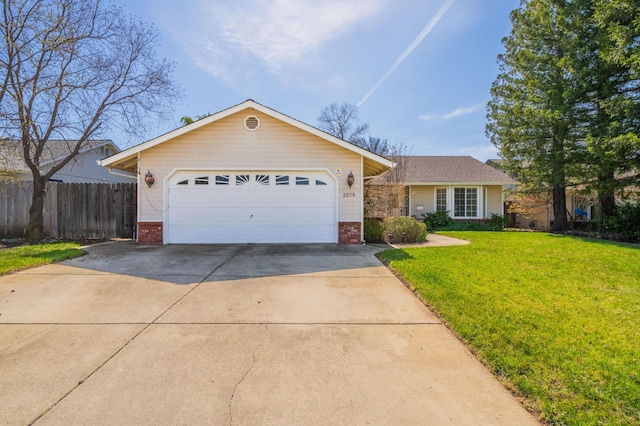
401, 156, 516, 184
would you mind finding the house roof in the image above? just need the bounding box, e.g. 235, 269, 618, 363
402, 156, 517, 185
1, 139, 118, 172
99, 99, 394, 177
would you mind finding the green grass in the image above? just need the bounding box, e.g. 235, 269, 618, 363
0, 242, 84, 275
379, 231, 640, 425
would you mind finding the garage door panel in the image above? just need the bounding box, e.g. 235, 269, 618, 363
167, 171, 338, 244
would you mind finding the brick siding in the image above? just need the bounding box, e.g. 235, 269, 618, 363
137, 222, 163, 245
338, 221, 361, 245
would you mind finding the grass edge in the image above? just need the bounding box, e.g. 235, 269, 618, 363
375, 249, 546, 423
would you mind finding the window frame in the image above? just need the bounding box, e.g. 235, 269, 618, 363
453, 186, 480, 218
435, 187, 448, 213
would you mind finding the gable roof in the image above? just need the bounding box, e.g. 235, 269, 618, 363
99, 99, 394, 177
403, 156, 516, 185
1, 139, 118, 172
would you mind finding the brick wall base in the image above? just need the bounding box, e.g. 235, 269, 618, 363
138, 222, 163, 245
136, 221, 361, 245
338, 221, 361, 245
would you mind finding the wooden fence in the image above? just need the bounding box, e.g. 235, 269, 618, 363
0, 181, 136, 239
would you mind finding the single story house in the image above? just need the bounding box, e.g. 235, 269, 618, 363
99, 100, 393, 245
402, 156, 516, 220
0, 139, 135, 183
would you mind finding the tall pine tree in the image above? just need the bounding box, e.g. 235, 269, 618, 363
578, 0, 640, 223
487, 0, 582, 231
488, 0, 640, 230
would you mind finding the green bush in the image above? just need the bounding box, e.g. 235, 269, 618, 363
423, 210, 453, 230
438, 221, 503, 231
423, 211, 505, 232
602, 203, 640, 240
383, 216, 427, 243
364, 219, 385, 243
488, 213, 506, 229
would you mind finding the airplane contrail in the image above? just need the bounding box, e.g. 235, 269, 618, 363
356, 0, 455, 108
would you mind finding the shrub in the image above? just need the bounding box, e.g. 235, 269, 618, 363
383, 216, 427, 243
437, 221, 503, 231
488, 213, 506, 229
602, 203, 640, 240
423, 211, 505, 232
364, 219, 385, 243
423, 210, 453, 230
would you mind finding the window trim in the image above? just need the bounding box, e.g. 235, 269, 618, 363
453, 186, 480, 219
434, 187, 448, 214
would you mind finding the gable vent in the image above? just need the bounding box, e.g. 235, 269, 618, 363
244, 115, 260, 131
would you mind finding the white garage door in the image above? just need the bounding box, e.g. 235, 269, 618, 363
166, 171, 337, 243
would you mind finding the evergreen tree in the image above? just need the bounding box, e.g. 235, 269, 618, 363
487, 0, 582, 231
488, 0, 640, 231
577, 0, 640, 222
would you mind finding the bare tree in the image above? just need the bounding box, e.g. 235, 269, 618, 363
317, 102, 369, 145
317, 102, 412, 218
1, 0, 180, 241
363, 143, 410, 218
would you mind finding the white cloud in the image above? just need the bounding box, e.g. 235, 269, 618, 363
171, 0, 385, 82
442, 104, 481, 119
418, 114, 435, 121
419, 103, 482, 121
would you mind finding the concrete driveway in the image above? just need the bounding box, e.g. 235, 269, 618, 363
0, 242, 538, 425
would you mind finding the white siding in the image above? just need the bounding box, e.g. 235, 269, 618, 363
485, 185, 504, 217
409, 186, 435, 218
139, 111, 362, 222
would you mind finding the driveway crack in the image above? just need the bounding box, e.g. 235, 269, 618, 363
228, 324, 268, 426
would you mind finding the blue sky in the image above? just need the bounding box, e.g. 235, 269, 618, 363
118, 0, 520, 161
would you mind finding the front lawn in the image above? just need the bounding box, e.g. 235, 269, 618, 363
379, 232, 639, 425
0, 242, 84, 275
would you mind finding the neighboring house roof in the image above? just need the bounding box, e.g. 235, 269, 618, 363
99, 99, 394, 177
402, 156, 517, 185
1, 139, 119, 172
485, 159, 504, 170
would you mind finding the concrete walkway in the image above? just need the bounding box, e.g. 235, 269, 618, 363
390, 233, 471, 248
0, 242, 538, 425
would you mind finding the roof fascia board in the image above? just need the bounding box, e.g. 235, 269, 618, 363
45, 140, 117, 166
405, 181, 517, 186
100, 102, 252, 167
253, 102, 393, 168
100, 100, 393, 169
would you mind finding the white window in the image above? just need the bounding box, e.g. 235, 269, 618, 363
256, 174, 269, 185
454, 187, 478, 218
215, 175, 229, 185
236, 174, 250, 185
435, 188, 447, 213
275, 175, 289, 185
